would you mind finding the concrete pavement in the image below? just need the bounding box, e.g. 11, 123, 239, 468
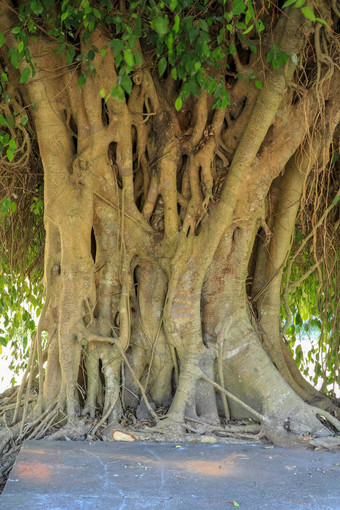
1, 439, 339, 509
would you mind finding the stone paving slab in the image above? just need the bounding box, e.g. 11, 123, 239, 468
1, 439, 339, 509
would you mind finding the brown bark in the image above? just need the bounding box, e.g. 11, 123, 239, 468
1, 2, 339, 449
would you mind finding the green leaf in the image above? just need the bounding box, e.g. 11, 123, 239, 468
301, 6, 315, 21
158, 57, 167, 77
66, 45, 76, 64
232, 0, 246, 15
93, 8, 101, 19
296, 229, 302, 242
77, 72, 87, 87
6, 116, 15, 128
229, 43, 237, 55
173, 14, 180, 34
17, 41, 24, 53
10, 51, 19, 69
31, 0, 44, 15
282, 0, 297, 7
20, 114, 28, 126
151, 16, 169, 36
332, 195, 340, 206
0, 197, 11, 213
10, 201, 17, 213
315, 17, 328, 26
0, 33, 4, 48
0, 337, 7, 347
198, 19, 209, 32
171, 68, 177, 80
135, 16, 142, 38
123, 49, 134, 67
9, 138, 17, 150
121, 75, 132, 94
243, 24, 254, 35
19, 68, 30, 84
55, 43, 66, 54
294, 0, 305, 7
11, 27, 21, 34
166, 31, 174, 51
255, 80, 263, 89
175, 96, 182, 111
109, 39, 123, 57
7, 148, 14, 162
248, 40, 257, 53
230, 501, 240, 508
87, 49, 95, 61
135, 51, 142, 67
110, 85, 124, 101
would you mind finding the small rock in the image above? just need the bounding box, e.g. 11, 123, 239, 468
112, 430, 137, 442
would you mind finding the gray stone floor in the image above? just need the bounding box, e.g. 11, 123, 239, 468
1, 439, 339, 509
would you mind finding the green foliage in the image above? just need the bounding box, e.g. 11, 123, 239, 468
0, 197, 17, 215
0, 0, 301, 128
0, 259, 43, 382
282, 248, 340, 397
0, 183, 44, 381
266, 44, 289, 70
282, 0, 327, 24
0, 0, 327, 164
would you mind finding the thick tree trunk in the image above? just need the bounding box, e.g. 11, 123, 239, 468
1, 1, 339, 450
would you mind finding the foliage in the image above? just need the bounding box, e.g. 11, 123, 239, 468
0, 199, 43, 382
282, 151, 340, 397
283, 263, 339, 396
0, 0, 326, 147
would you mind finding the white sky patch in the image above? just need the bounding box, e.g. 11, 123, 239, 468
0, 344, 24, 393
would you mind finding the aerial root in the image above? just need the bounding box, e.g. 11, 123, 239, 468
184, 416, 261, 437
81, 329, 160, 424
190, 367, 340, 447
121, 427, 262, 445
91, 404, 116, 438
311, 406, 340, 433
47, 413, 92, 440
191, 366, 265, 423
310, 436, 340, 449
